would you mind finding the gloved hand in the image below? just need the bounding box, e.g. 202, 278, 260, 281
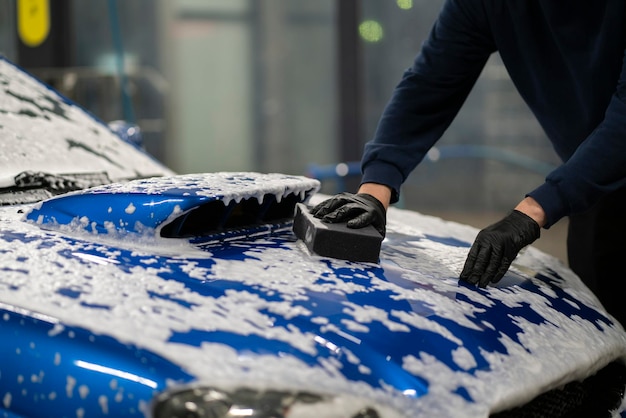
460, 210, 540, 287
310, 192, 386, 236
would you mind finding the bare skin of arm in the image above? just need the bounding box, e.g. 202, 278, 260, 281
514, 196, 547, 228
358, 183, 392, 210
359, 182, 547, 228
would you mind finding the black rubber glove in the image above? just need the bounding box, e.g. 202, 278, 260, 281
460, 210, 540, 287
310, 192, 386, 236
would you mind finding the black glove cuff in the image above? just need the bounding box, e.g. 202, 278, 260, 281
356, 193, 386, 215
511, 210, 541, 240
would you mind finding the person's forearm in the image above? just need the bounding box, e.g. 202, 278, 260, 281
515, 196, 547, 228
358, 183, 392, 210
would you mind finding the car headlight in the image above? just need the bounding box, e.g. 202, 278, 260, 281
151, 386, 384, 418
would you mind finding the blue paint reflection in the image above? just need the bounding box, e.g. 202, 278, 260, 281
0, 308, 193, 417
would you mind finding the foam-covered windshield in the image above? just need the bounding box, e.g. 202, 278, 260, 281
0, 58, 173, 181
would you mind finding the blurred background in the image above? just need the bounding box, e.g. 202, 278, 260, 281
0, 0, 568, 261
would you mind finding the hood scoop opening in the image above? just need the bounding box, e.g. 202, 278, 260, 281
25, 172, 320, 242
160, 192, 301, 239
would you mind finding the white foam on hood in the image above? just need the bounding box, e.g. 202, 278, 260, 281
72, 172, 321, 207
0, 197, 624, 417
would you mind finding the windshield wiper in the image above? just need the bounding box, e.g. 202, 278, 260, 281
0, 171, 111, 206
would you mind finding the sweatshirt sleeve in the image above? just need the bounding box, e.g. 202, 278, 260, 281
361, 0, 495, 203
527, 47, 626, 228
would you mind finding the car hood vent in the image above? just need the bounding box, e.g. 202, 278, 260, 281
25, 172, 320, 241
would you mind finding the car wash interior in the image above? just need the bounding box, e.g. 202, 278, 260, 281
1, 2, 626, 418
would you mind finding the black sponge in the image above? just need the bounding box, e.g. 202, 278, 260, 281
292, 203, 383, 263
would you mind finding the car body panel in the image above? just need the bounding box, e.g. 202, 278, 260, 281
1, 194, 626, 417
0, 56, 625, 417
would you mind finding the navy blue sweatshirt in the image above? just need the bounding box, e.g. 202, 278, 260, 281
361, 0, 626, 227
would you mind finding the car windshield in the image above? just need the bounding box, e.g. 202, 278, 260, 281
0, 57, 172, 203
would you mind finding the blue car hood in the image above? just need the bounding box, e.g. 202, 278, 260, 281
0, 173, 625, 417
